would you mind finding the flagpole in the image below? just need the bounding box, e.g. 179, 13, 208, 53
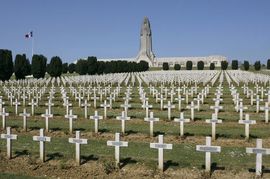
31, 35, 34, 58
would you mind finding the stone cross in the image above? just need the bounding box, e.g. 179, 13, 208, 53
196, 136, 221, 172
116, 111, 130, 134
142, 100, 152, 118
255, 95, 263, 113
19, 108, 30, 131
206, 113, 222, 140
68, 131, 88, 165
45, 99, 54, 115
107, 132, 128, 166
144, 112, 159, 137
210, 103, 223, 116
100, 100, 111, 119
235, 102, 247, 121
12, 99, 21, 115
0, 99, 5, 112
260, 102, 270, 123
1, 127, 17, 159
28, 99, 37, 116
81, 99, 91, 119
90, 110, 103, 133
21, 94, 27, 106
164, 101, 175, 120
186, 101, 197, 121
157, 95, 166, 110
63, 100, 72, 116
91, 94, 99, 108
239, 114, 256, 140
175, 95, 185, 111
246, 139, 270, 176
150, 135, 173, 171
174, 112, 190, 137
0, 108, 9, 129
41, 109, 53, 132
120, 101, 131, 117
33, 128, 51, 162
65, 109, 78, 133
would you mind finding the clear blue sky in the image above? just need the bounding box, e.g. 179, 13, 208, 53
1, 0, 270, 63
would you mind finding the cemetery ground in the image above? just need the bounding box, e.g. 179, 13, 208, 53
1, 71, 270, 178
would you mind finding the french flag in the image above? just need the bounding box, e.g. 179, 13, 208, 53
25, 31, 33, 38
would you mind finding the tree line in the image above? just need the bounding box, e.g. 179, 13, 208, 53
0, 49, 149, 81
162, 59, 269, 71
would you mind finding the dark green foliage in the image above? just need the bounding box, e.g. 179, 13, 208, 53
174, 64, 181, 70
138, 61, 149, 71
87, 56, 98, 75
62, 63, 68, 73
231, 60, 238, 70
254, 61, 261, 71
14, 54, 31, 80
31, 54, 47, 78
0, 49, 13, 81
47, 56, 62, 77
197, 61, 204, 70
68, 63, 76, 73
243, 61, 249, 71
267, 59, 270, 70
186, 61, 192, 70
162, 62, 169, 70
76, 59, 88, 75
221, 61, 228, 70
97, 61, 105, 75
210, 63, 215, 70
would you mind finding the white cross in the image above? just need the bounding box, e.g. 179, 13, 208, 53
175, 95, 185, 111
63, 100, 72, 116
187, 101, 198, 121
1, 127, 17, 159
12, 99, 21, 115
100, 100, 111, 119
260, 102, 270, 123
164, 101, 175, 120
41, 109, 53, 132
90, 110, 103, 133
235, 102, 248, 121
91, 94, 99, 108
107, 132, 128, 166
69, 131, 88, 165
19, 108, 30, 131
246, 139, 270, 176
174, 112, 190, 137
65, 109, 78, 133
81, 99, 90, 119
210, 103, 223, 116
206, 113, 222, 140
196, 136, 221, 172
150, 135, 173, 171
120, 101, 131, 117
255, 95, 263, 113
28, 99, 37, 116
142, 100, 152, 118
239, 114, 256, 140
45, 99, 54, 115
0, 108, 9, 129
157, 95, 166, 110
33, 128, 51, 162
116, 111, 130, 134
144, 112, 159, 137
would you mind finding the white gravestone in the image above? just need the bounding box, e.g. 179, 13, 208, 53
0, 108, 9, 129
144, 112, 159, 137
19, 108, 30, 131
116, 111, 130, 134
164, 101, 175, 120
28, 99, 37, 116
90, 110, 103, 133
81, 99, 91, 119
65, 109, 78, 133
107, 132, 128, 166
174, 112, 190, 137
186, 101, 197, 121
33, 128, 51, 162
150, 135, 173, 171
1, 127, 17, 159
246, 139, 270, 176
12, 99, 21, 115
238, 114, 256, 140
196, 136, 221, 172
69, 131, 88, 165
100, 100, 111, 119
260, 102, 270, 123
41, 109, 53, 132
206, 113, 222, 140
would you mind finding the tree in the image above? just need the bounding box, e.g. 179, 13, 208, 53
14, 54, 31, 80
62, 63, 68, 73
76, 59, 88, 75
0, 49, 13, 81
210, 63, 215, 70
174, 64, 181, 70
138, 61, 149, 71
47, 56, 62, 77
87, 56, 98, 75
186, 61, 192, 70
254, 61, 261, 71
243, 61, 249, 71
31, 54, 47, 78
197, 61, 204, 70
68, 63, 76, 73
162, 62, 169, 70
231, 60, 238, 70
221, 61, 228, 70
267, 59, 270, 70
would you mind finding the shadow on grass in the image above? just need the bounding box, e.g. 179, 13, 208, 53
164, 160, 179, 171
99, 128, 109, 133
216, 133, 231, 139
50, 127, 62, 132
10, 125, 19, 129
201, 162, 225, 175
154, 131, 165, 136
125, 130, 138, 135
29, 126, 40, 131
240, 134, 258, 139
15, 150, 30, 158
74, 128, 86, 131
46, 152, 63, 162
81, 154, 99, 165
120, 157, 137, 168
248, 166, 270, 175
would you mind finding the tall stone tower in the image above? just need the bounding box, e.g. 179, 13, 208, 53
136, 17, 155, 67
